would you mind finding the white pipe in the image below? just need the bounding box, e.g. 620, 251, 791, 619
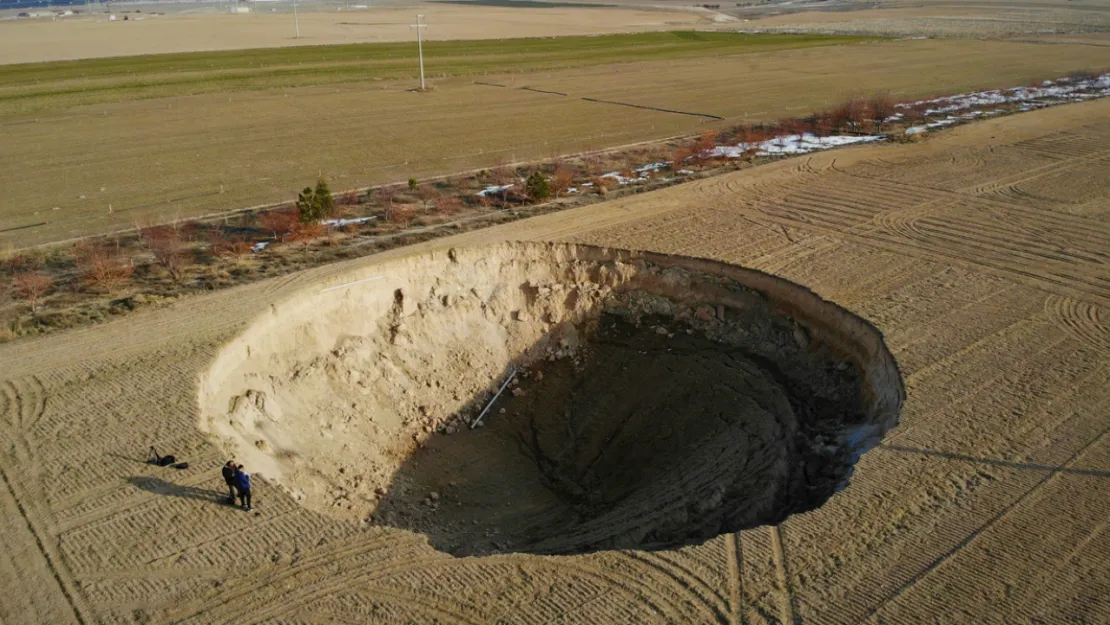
471, 368, 517, 429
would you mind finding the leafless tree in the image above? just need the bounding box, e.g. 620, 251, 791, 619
73, 239, 134, 293
434, 196, 462, 216
581, 150, 603, 177
12, 271, 53, 313
387, 204, 415, 227
489, 160, 515, 204
694, 129, 718, 161
6, 253, 41, 273
869, 93, 895, 133
338, 190, 360, 206
138, 223, 190, 282
207, 229, 253, 263
286, 222, 324, 249
672, 145, 696, 167
550, 164, 575, 197
376, 184, 400, 214
416, 185, 439, 212
259, 208, 299, 242
830, 97, 867, 134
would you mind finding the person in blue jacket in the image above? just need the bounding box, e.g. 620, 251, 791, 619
234, 465, 253, 511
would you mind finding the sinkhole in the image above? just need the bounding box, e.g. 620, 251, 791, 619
199, 242, 904, 556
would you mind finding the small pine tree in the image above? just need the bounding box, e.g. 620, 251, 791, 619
296, 186, 317, 223
525, 171, 550, 202
408, 177, 418, 192
313, 178, 335, 219
296, 178, 336, 223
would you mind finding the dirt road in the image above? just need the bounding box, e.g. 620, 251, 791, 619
1, 98, 1107, 623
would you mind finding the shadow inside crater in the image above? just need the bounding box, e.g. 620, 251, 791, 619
373, 313, 872, 557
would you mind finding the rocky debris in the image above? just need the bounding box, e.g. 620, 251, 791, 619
247, 390, 266, 411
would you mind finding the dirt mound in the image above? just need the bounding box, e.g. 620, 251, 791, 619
199, 242, 903, 555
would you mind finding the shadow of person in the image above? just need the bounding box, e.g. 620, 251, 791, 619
126, 476, 228, 505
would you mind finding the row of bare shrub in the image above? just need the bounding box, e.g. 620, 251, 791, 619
1, 90, 939, 319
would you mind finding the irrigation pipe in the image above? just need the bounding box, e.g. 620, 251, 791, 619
471, 368, 517, 429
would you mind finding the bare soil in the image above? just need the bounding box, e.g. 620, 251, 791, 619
0, 97, 1107, 624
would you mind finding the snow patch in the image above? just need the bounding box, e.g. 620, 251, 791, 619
322, 216, 377, 227
477, 184, 513, 197
899, 72, 1110, 118
600, 171, 648, 186
710, 133, 883, 158
635, 162, 670, 174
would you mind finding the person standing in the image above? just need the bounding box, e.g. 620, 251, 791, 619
221, 461, 238, 504
234, 465, 253, 511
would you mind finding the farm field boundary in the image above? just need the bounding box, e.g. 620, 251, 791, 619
3, 38, 1108, 248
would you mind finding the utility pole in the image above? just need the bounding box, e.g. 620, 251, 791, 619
293, 0, 300, 39
410, 14, 426, 91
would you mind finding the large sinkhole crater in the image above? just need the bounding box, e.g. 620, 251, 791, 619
200, 242, 904, 556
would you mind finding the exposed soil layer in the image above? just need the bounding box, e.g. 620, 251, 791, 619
199, 242, 904, 555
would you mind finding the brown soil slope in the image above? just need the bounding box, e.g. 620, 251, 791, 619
1, 98, 1108, 624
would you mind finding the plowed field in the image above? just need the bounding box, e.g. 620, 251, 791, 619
4, 37, 1109, 247
1, 97, 1108, 624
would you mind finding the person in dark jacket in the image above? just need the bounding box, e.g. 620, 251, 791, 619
221, 461, 238, 504
234, 465, 252, 511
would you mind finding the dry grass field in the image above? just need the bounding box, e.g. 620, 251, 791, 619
702, 0, 1110, 38
740, 4, 1110, 38
0, 4, 708, 65
3, 36, 1108, 248
1, 95, 1108, 624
